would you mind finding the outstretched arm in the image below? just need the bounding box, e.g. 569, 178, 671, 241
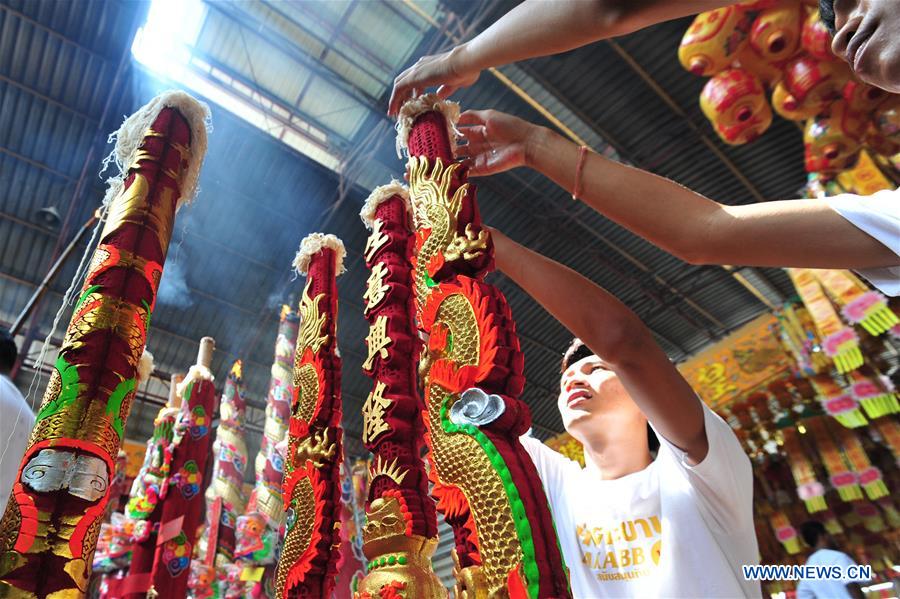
389, 0, 737, 114
491, 228, 709, 463
459, 110, 899, 270
525, 123, 898, 269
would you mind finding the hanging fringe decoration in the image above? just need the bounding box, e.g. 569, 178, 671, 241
776, 304, 830, 374
847, 371, 900, 419
781, 428, 827, 513
788, 269, 863, 373
877, 499, 900, 529
813, 271, 899, 336
811, 375, 868, 428
770, 511, 802, 555
832, 425, 889, 500
820, 510, 843, 536
872, 418, 900, 461
807, 417, 863, 502
854, 503, 887, 533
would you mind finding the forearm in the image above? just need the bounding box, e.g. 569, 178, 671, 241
492, 229, 707, 457
460, 1, 615, 71
492, 227, 643, 362
459, 0, 737, 72
526, 127, 900, 269
526, 126, 721, 263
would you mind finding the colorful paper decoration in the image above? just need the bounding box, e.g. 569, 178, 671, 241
872, 418, 900, 460
831, 426, 889, 500
770, 511, 802, 555
236, 304, 299, 597
846, 371, 899, 419
807, 417, 863, 502
809, 374, 868, 428
788, 270, 863, 374
854, 502, 887, 533
0, 92, 209, 598
812, 270, 900, 337
189, 360, 249, 599
780, 427, 827, 512
776, 303, 831, 374
679, 314, 790, 408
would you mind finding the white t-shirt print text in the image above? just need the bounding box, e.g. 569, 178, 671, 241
578, 515, 663, 582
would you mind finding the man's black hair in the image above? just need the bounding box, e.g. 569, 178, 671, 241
819, 0, 836, 34
561, 338, 594, 372
800, 520, 827, 547
0, 328, 18, 374
561, 338, 660, 453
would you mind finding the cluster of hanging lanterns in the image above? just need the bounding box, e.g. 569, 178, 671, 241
679, 0, 899, 175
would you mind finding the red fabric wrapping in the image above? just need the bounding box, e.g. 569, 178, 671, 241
408, 108, 571, 597
148, 378, 216, 598
361, 195, 438, 539
408, 112, 453, 164
275, 246, 344, 598
0, 107, 190, 598
120, 378, 217, 599
123, 527, 158, 597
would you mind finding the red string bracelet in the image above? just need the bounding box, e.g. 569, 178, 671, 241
572, 145, 589, 201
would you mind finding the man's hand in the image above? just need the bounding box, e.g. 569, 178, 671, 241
456, 109, 543, 176
388, 45, 481, 116
386, 1, 741, 117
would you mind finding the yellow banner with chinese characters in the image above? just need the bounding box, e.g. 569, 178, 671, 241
121, 438, 147, 479
678, 314, 790, 408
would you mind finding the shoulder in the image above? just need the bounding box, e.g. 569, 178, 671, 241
819, 548, 856, 567
659, 404, 750, 473
826, 187, 900, 205
0, 376, 31, 413
825, 189, 900, 258
519, 434, 583, 485
0, 376, 23, 401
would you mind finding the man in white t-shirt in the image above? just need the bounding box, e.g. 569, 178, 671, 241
490, 230, 760, 598
0, 328, 35, 514
796, 521, 866, 599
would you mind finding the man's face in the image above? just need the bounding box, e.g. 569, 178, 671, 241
831, 0, 900, 93
557, 355, 645, 442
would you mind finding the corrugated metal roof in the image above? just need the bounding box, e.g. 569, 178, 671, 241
2, 0, 811, 470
